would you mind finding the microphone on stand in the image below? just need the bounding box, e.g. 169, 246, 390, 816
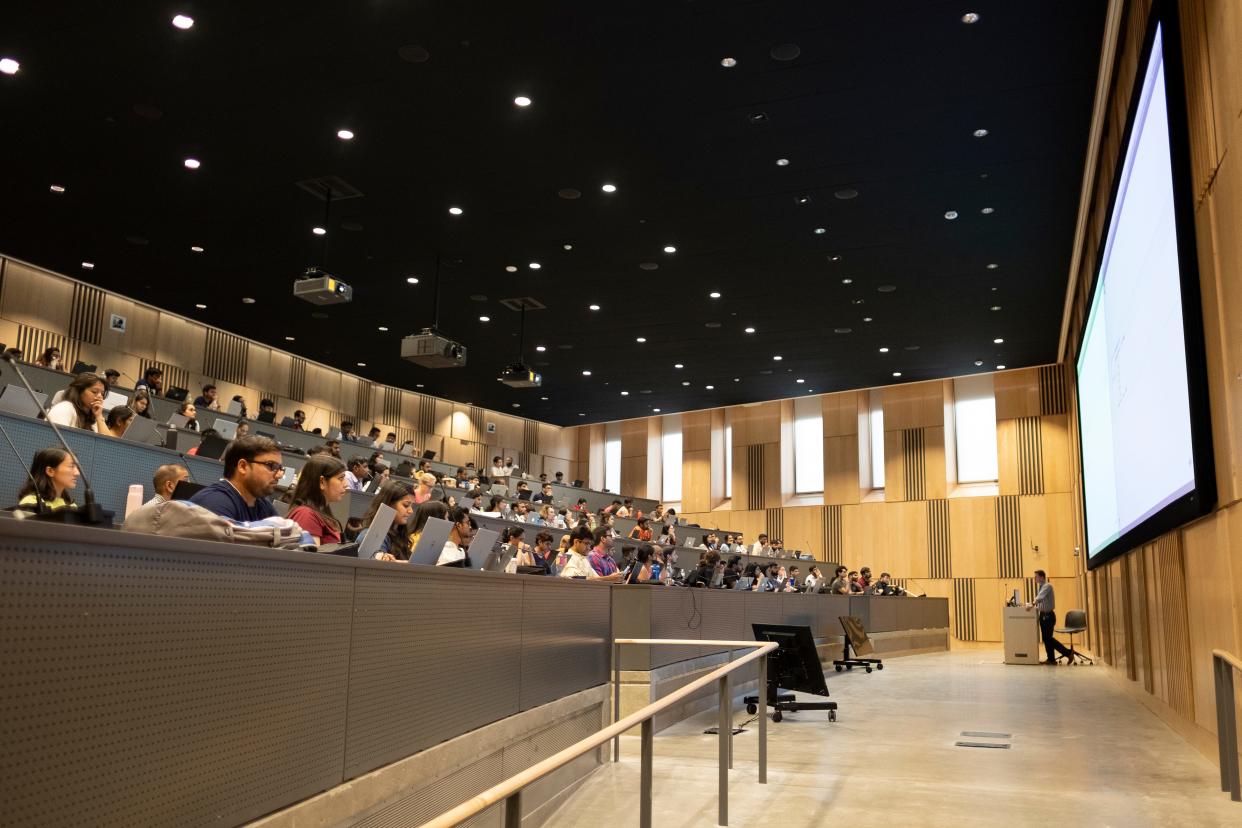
0, 351, 115, 526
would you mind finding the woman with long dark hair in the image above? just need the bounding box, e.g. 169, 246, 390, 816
287, 455, 348, 546
357, 479, 416, 561
177, 400, 199, 432
409, 500, 449, 548
34, 346, 62, 370
17, 447, 79, 512
104, 405, 135, 438
131, 388, 153, 419
46, 373, 108, 432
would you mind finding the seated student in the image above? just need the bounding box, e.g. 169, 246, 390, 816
135, 366, 163, 396
629, 517, 653, 542
364, 426, 382, 448
189, 436, 282, 522
587, 527, 626, 582
184, 428, 221, 456
442, 493, 458, 510
559, 525, 601, 579
290, 410, 307, 431
46, 373, 108, 432
551, 508, 568, 529
104, 404, 135, 438
344, 456, 369, 492
858, 566, 873, 590
412, 472, 436, 504
193, 384, 221, 412
408, 499, 448, 549
176, 400, 199, 432
437, 506, 477, 566
131, 388, 153, 419
511, 501, 532, 522
530, 504, 556, 526
16, 447, 79, 513
338, 420, 358, 442
722, 555, 742, 588
786, 565, 802, 592
146, 463, 189, 506
236, 420, 252, 439
416, 459, 433, 474
553, 470, 565, 485
286, 455, 348, 546
803, 565, 824, 591
872, 571, 900, 595
749, 533, 770, 555
532, 482, 555, 504
828, 565, 851, 595
502, 456, 516, 475
383, 431, 397, 447
368, 462, 391, 490
847, 570, 866, 593
102, 368, 121, 389
34, 346, 63, 370
454, 466, 469, 484
342, 516, 364, 543
625, 545, 655, 583
231, 395, 249, 418
501, 525, 530, 558
356, 480, 416, 561
258, 398, 277, 420
685, 549, 721, 587
616, 498, 633, 518
472, 495, 503, 518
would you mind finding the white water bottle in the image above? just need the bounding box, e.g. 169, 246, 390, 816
124, 484, 144, 518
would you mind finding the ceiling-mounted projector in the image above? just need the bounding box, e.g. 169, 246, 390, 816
294, 267, 353, 305
500, 362, 542, 388
402, 328, 467, 368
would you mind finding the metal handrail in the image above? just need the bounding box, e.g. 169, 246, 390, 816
416, 638, 778, 828
1213, 649, 1242, 801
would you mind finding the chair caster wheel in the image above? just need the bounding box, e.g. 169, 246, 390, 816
829, 711, 836, 722
865, 667, 872, 673
846, 665, 853, 671
746, 704, 757, 715
877, 664, 884, 670
835, 665, 843, 672
773, 711, 783, 723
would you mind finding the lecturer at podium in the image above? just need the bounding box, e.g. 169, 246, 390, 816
1025, 569, 1073, 665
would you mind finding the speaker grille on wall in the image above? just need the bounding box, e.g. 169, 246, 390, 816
927, 499, 951, 578
1038, 365, 1067, 415
746, 444, 764, 511
16, 326, 77, 373
523, 421, 539, 456
1023, 577, 1037, 605
204, 329, 249, 386
996, 495, 1023, 578
355, 382, 372, 423
139, 359, 189, 396
954, 578, 977, 640
417, 396, 435, 435
69, 282, 105, 345
288, 357, 307, 402
1016, 416, 1044, 494
382, 386, 402, 425
823, 505, 843, 562
468, 406, 486, 443
902, 428, 926, 501
765, 507, 784, 544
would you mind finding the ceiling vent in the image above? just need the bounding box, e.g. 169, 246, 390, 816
499, 297, 546, 311
295, 175, 364, 201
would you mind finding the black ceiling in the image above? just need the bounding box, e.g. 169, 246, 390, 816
0, 0, 1106, 426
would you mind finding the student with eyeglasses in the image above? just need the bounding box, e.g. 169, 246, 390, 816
189, 436, 283, 522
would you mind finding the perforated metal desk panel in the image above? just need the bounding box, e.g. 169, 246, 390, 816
0, 519, 610, 827
612, 587, 948, 671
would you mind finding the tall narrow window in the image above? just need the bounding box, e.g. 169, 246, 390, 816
793, 396, 824, 493
604, 423, 621, 493
954, 374, 999, 483
661, 415, 682, 502
870, 391, 885, 489
725, 419, 733, 498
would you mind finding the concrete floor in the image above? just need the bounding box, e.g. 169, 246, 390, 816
542, 650, 1239, 827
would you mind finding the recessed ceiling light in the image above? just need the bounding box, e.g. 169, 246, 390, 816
49, 184, 65, 193
879, 347, 889, 353
312, 226, 326, 235
709, 291, 721, 298
682, 381, 690, 386
448, 206, 463, 216
991, 305, 1002, 311
172, 14, 194, 29
863, 317, 873, 322
892, 371, 902, 377
636, 337, 646, 343
796, 196, 810, 205
842, 278, 853, 285
720, 57, 737, 68
514, 95, 532, 107
357, 362, 366, 367
378, 326, 388, 331
877, 284, 897, 293
601, 183, 618, 193
705, 385, 714, 390
183, 158, 201, 169
195, 303, 207, 309
190, 245, 204, 252
588, 304, 600, 311
744, 327, 755, 334
834, 188, 859, 200
416, 383, 424, 388
734, 377, 740, 382
796, 378, 805, 384
773, 355, 783, 361
479, 315, 490, 322
0, 58, 21, 75
652, 408, 661, 413
81, 261, 94, 270
241, 297, 255, 304
814, 227, 826, 235
512, 403, 521, 408
663, 245, 677, 253
528, 262, 541, 270
987, 263, 999, 269
620, 391, 629, 396
674, 363, 684, 369
776, 158, 790, 167
582, 370, 592, 376
285, 336, 295, 341
563, 243, 573, 251
993, 337, 1004, 344
535, 345, 546, 352
974, 360, 984, 366
973, 127, 989, 137
962, 12, 980, 24
540, 396, 548, 401
944, 210, 958, 220
337, 129, 354, 140
981, 207, 994, 215
852, 298, 865, 305
829, 255, 842, 262
996, 364, 1006, 370
834, 327, 853, 334
406, 276, 419, 284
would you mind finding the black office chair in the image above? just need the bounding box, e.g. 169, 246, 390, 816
1055, 609, 1093, 665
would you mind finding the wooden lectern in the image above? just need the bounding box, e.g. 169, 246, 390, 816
1003, 606, 1040, 664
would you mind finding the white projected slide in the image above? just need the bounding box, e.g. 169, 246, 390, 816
1077, 24, 1196, 560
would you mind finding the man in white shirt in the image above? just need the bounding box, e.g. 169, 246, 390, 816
344, 457, 368, 492
489, 455, 507, 478
559, 526, 599, 579
502, 456, 516, 476
750, 533, 770, 555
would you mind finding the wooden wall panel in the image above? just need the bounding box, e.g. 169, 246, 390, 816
883, 429, 906, 502
822, 391, 860, 437
1040, 414, 1072, 493
923, 426, 947, 500
993, 368, 1041, 419
682, 449, 711, 513
782, 506, 824, 554
841, 501, 929, 579
619, 418, 648, 498
731, 402, 780, 445
0, 260, 74, 331
996, 418, 1020, 496
949, 497, 998, 578
1019, 492, 1077, 578
882, 380, 944, 431
682, 410, 711, 452
154, 312, 205, 376
824, 433, 860, 505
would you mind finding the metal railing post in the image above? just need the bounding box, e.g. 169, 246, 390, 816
757, 648, 767, 784
640, 718, 654, 828
718, 675, 729, 826
613, 642, 621, 762
1224, 662, 1240, 802
1217, 658, 1230, 795
503, 791, 521, 827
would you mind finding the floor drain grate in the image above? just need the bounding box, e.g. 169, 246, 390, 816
955, 741, 1011, 749
961, 731, 1011, 738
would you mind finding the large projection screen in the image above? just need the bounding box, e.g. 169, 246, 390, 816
1076, 3, 1214, 570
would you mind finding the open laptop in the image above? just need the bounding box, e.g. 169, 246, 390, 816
71, 360, 97, 374
421, 449, 436, 460
165, 386, 189, 402
408, 516, 453, 565
212, 419, 238, 440
102, 390, 129, 413
226, 398, 245, 416
467, 528, 500, 566
379, 440, 396, 452
735, 576, 754, 591
0, 385, 46, 418
399, 441, 415, 455
571, 479, 584, 488
195, 434, 230, 460
357, 503, 397, 559
279, 416, 298, 428
167, 413, 189, 429
489, 482, 509, 496
516, 490, 533, 501
171, 479, 206, 501
120, 415, 161, 445
256, 410, 276, 424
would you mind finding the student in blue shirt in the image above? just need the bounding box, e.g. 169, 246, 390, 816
189, 436, 282, 522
